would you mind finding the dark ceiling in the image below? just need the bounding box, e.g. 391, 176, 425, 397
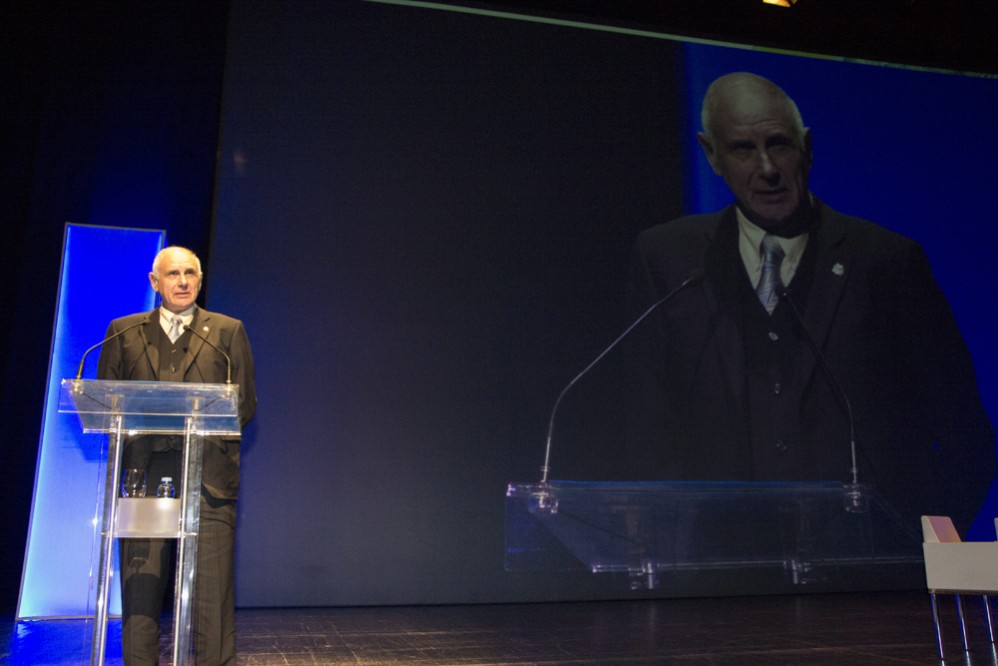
457, 1, 998, 76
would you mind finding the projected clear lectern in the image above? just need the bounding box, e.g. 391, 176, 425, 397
60, 378, 240, 666
506, 480, 924, 591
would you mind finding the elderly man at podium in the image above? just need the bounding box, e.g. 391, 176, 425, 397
97, 245, 256, 665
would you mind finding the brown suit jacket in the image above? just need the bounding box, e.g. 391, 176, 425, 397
96, 306, 256, 500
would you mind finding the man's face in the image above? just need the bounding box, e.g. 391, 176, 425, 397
149, 248, 202, 314
697, 89, 812, 232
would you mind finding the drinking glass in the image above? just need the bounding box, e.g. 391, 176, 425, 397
121, 468, 147, 498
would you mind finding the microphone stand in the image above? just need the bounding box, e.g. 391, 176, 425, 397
182, 324, 233, 387
779, 289, 866, 513
539, 271, 704, 485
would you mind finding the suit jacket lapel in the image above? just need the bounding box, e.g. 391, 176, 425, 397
139, 311, 161, 380
702, 208, 749, 420
180, 308, 207, 379
793, 204, 850, 392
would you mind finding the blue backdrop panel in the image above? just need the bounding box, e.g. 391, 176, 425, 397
18, 224, 164, 619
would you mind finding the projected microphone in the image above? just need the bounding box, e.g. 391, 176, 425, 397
777, 287, 865, 513
182, 324, 232, 385
539, 270, 705, 484
75, 321, 146, 380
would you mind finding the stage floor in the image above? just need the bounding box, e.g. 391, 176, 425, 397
1, 590, 991, 665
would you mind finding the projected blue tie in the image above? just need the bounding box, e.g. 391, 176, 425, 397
757, 234, 785, 315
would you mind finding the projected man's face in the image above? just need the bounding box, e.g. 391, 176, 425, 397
697, 81, 813, 232
149, 248, 202, 314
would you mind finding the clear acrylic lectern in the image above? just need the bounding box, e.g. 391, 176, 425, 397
60, 378, 240, 666
506, 480, 924, 591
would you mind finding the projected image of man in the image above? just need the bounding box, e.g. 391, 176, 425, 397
624, 72, 994, 534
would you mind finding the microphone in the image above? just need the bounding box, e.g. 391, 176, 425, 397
182, 324, 232, 384
539, 270, 705, 484
75, 321, 146, 380
777, 287, 865, 512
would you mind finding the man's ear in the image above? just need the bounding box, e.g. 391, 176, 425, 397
697, 132, 722, 176
148, 272, 159, 294
802, 127, 813, 171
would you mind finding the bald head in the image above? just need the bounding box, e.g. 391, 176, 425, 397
151, 246, 202, 276
700, 72, 805, 145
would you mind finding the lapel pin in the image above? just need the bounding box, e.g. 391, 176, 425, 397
831, 263, 845, 277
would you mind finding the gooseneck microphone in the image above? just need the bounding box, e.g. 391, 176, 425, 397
539, 270, 705, 483
75, 321, 146, 380
777, 287, 865, 511
182, 324, 232, 384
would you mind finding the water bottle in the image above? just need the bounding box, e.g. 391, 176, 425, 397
156, 476, 176, 498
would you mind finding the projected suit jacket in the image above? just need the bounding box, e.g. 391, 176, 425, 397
623, 198, 994, 532
96, 307, 257, 500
